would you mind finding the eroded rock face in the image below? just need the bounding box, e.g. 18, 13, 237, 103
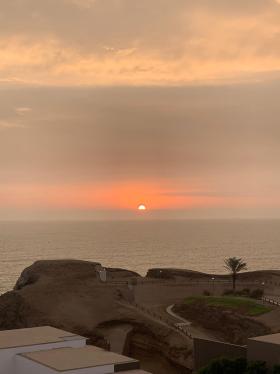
14, 260, 101, 290
0, 292, 31, 330
127, 324, 192, 374
14, 259, 140, 291
96, 318, 193, 374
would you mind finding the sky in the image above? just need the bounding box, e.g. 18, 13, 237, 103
1, 0, 280, 220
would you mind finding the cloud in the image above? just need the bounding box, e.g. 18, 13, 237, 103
1, 82, 280, 218
15, 107, 32, 115
66, 0, 97, 8
0, 0, 280, 86
0, 120, 25, 129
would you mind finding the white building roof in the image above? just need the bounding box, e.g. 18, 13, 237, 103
20, 346, 139, 371
0, 326, 84, 349
120, 371, 152, 373
249, 333, 280, 345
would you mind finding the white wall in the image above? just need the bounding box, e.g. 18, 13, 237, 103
16, 356, 56, 374
16, 355, 115, 374
65, 365, 114, 374
0, 337, 85, 374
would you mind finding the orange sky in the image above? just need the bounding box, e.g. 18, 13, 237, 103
1, 179, 280, 219
1, 0, 280, 219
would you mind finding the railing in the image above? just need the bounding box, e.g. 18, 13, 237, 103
262, 297, 280, 306
108, 279, 266, 286
126, 301, 193, 339
103, 274, 280, 289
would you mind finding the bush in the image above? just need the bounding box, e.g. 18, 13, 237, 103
273, 365, 280, 373
203, 290, 211, 296
222, 288, 264, 300
246, 361, 267, 374
250, 289, 264, 300
223, 289, 235, 296
198, 358, 268, 374
233, 289, 250, 297
199, 357, 247, 374
239, 288, 250, 297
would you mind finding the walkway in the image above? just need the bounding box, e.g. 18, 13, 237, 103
165, 304, 220, 341
117, 300, 192, 339
166, 304, 191, 326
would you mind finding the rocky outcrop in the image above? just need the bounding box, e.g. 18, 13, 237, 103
97, 318, 192, 374
2, 260, 277, 373
0, 260, 193, 374
128, 322, 192, 374
0, 292, 32, 330
14, 259, 139, 290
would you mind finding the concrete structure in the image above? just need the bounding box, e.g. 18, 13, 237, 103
194, 338, 246, 371
0, 326, 150, 374
194, 333, 280, 372
96, 265, 107, 282
248, 333, 280, 371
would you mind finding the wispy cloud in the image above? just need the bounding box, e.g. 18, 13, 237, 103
0, 1, 280, 86
15, 107, 32, 115
0, 120, 26, 129
67, 0, 97, 8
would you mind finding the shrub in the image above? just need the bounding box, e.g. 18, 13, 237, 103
203, 290, 211, 296
198, 358, 268, 374
223, 289, 234, 296
239, 288, 250, 297
198, 357, 247, 374
246, 361, 267, 374
250, 289, 264, 300
222, 288, 264, 300
273, 365, 280, 373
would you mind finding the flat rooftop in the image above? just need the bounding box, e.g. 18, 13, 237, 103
120, 371, 151, 373
249, 333, 280, 345
119, 371, 152, 373
0, 326, 84, 349
20, 346, 139, 372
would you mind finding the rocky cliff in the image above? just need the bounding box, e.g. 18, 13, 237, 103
0, 260, 192, 374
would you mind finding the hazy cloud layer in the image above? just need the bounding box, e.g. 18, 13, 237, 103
1, 82, 280, 218
1, 0, 280, 85
1, 1, 280, 219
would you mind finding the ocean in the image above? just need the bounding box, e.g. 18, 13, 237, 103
0, 219, 280, 293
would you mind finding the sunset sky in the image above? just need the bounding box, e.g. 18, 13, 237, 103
1, 0, 280, 219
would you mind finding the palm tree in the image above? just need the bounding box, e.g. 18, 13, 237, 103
224, 257, 247, 291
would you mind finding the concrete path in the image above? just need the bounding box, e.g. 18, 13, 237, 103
165, 304, 219, 341
166, 304, 191, 326
117, 301, 192, 340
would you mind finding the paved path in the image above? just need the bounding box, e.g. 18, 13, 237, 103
117, 301, 192, 340
166, 304, 191, 326
165, 304, 219, 341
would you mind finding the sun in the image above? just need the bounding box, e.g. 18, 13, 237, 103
138, 204, 147, 211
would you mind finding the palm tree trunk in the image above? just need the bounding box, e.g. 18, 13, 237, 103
232, 273, 236, 291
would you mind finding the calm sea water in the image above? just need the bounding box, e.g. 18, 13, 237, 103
0, 219, 280, 293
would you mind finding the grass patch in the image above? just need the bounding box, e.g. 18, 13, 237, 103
184, 296, 272, 316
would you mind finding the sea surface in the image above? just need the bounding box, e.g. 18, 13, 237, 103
0, 219, 280, 293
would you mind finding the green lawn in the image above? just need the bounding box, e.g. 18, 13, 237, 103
184, 296, 272, 316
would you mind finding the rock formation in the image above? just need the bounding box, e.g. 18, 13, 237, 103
0, 260, 192, 374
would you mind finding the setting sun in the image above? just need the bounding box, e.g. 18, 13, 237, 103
138, 204, 147, 211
